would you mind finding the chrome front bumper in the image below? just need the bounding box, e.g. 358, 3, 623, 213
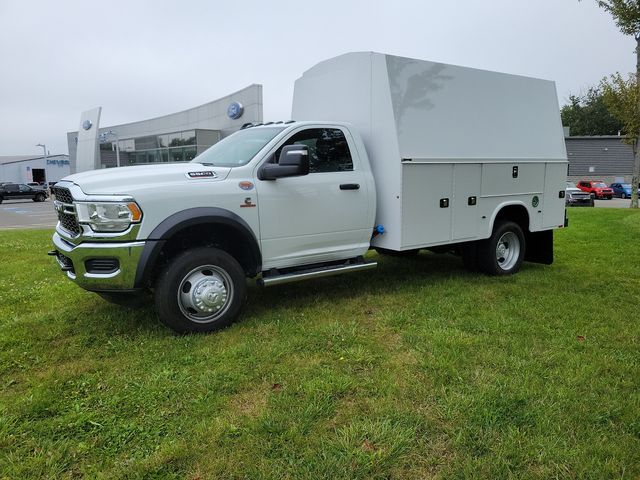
51, 232, 145, 291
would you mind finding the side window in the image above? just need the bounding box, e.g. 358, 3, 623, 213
5, 184, 18, 192
19, 184, 31, 192
275, 128, 353, 173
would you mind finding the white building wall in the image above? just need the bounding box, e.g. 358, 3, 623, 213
0, 155, 70, 184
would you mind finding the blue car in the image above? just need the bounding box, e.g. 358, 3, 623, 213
609, 182, 639, 199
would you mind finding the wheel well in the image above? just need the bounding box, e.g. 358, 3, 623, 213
150, 223, 260, 284
494, 204, 530, 233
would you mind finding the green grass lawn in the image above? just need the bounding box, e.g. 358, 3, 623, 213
0, 209, 638, 479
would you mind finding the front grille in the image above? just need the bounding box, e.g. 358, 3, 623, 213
52, 186, 73, 203
59, 212, 81, 235
52, 186, 81, 235
85, 258, 119, 274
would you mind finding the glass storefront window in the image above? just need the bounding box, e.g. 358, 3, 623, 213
118, 139, 135, 152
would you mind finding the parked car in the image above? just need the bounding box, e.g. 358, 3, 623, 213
565, 181, 594, 207
609, 182, 639, 199
0, 183, 49, 203
576, 180, 613, 199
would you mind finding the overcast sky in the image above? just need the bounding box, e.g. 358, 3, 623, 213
0, 0, 633, 156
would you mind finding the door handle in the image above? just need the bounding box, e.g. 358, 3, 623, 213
340, 183, 360, 190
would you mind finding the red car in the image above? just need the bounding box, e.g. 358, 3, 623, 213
576, 180, 613, 199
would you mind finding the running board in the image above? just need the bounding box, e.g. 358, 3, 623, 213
259, 261, 377, 287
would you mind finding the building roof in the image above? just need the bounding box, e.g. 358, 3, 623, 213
0, 154, 69, 165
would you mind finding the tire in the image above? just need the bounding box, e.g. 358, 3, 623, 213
154, 247, 246, 333
34, 193, 45, 202
97, 291, 150, 308
0, 197, 3, 204
477, 221, 525, 276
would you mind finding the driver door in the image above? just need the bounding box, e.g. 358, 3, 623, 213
255, 126, 372, 270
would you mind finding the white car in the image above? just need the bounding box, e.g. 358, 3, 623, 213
565, 181, 594, 207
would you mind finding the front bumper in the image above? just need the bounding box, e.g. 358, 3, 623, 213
50, 232, 145, 291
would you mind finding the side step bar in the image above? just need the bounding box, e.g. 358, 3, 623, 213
259, 261, 377, 287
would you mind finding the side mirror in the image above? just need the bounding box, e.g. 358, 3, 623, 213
258, 145, 310, 180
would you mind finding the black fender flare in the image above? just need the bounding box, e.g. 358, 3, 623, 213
134, 207, 261, 287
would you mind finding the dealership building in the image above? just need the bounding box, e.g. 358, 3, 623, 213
0, 154, 70, 184
66, 84, 263, 173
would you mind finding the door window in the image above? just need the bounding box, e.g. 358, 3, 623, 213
275, 128, 353, 173
19, 184, 31, 192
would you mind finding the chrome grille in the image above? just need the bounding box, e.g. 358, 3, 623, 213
52, 186, 73, 203
59, 212, 81, 235
52, 186, 81, 236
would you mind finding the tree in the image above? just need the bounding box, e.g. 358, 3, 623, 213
561, 87, 624, 135
586, 0, 640, 207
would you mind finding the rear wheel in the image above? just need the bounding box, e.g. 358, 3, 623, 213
154, 247, 246, 333
477, 221, 525, 275
34, 193, 45, 202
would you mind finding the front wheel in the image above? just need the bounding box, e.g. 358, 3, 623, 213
154, 247, 246, 333
34, 193, 46, 202
477, 221, 525, 275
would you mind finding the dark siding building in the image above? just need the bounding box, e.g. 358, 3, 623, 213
565, 136, 634, 183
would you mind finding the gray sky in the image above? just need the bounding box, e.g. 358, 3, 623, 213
0, 0, 633, 156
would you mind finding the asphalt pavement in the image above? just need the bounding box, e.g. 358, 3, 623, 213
0, 199, 58, 229
593, 197, 632, 208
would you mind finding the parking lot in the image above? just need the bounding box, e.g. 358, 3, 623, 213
0, 199, 58, 229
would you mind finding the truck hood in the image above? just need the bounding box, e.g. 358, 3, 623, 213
62, 163, 231, 195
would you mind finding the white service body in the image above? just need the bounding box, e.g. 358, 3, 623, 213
292, 52, 568, 251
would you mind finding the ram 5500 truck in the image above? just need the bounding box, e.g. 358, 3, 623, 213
49, 52, 568, 332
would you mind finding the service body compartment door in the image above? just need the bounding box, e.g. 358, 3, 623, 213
452, 163, 481, 241
542, 162, 567, 228
401, 163, 453, 247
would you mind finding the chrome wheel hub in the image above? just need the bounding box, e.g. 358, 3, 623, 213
192, 278, 227, 313
177, 265, 233, 323
495, 231, 520, 271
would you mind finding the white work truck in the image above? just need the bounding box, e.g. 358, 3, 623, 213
50, 52, 568, 332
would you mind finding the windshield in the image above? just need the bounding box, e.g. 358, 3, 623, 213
594, 182, 608, 188
192, 127, 285, 167
566, 181, 576, 188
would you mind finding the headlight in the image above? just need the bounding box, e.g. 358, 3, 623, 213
75, 202, 142, 232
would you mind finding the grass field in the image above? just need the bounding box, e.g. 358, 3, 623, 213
0, 208, 638, 479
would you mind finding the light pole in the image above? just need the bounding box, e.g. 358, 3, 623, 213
35, 143, 47, 184
36, 143, 47, 162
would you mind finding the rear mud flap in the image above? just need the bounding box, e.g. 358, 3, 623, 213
525, 230, 553, 265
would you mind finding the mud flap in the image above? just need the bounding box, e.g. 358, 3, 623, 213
524, 229, 553, 265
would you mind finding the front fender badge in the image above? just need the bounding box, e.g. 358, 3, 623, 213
239, 181, 254, 191
186, 171, 217, 179
240, 197, 256, 208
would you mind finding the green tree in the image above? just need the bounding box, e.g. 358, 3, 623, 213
561, 87, 624, 135
586, 0, 640, 206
